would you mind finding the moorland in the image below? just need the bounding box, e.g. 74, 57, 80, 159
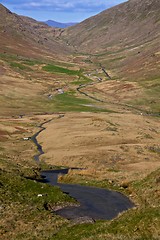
0, 0, 160, 239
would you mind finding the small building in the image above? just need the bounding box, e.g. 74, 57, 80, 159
57, 89, 64, 94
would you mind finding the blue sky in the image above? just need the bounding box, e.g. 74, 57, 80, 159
1, 0, 127, 23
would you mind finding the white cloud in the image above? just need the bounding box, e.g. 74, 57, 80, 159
1, 0, 127, 12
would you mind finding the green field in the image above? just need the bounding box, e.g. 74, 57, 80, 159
50, 92, 111, 112
43, 64, 81, 76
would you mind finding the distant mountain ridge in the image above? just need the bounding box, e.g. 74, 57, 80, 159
45, 20, 78, 28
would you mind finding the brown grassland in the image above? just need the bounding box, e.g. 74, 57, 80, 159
0, 50, 159, 239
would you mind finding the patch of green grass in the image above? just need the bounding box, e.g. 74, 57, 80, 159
43, 64, 81, 76
0, 53, 19, 61
53, 207, 160, 240
0, 53, 42, 67
0, 170, 73, 205
10, 62, 32, 71
0, 53, 38, 64
53, 92, 92, 111
0, 169, 74, 239
51, 92, 110, 112
22, 59, 42, 66
71, 76, 92, 85
127, 77, 160, 113
132, 168, 160, 206
128, 97, 160, 114
140, 77, 160, 90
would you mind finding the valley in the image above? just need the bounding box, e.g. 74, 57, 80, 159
0, 1, 160, 239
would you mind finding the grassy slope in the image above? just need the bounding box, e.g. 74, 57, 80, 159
0, 170, 73, 239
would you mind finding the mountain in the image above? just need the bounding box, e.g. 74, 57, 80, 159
63, 0, 160, 53
45, 20, 78, 28
0, 4, 70, 59
62, 0, 160, 79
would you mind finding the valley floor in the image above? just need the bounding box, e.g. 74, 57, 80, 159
38, 111, 160, 184
0, 52, 160, 239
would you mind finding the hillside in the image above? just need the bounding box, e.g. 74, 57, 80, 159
63, 0, 160, 53
0, 4, 69, 59
62, 0, 160, 80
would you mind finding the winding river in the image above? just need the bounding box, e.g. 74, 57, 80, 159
32, 117, 134, 221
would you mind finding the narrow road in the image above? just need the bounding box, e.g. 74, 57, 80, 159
41, 169, 134, 220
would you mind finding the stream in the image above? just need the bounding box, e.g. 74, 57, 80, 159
32, 117, 134, 221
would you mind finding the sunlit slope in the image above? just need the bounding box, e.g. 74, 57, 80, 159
63, 0, 160, 54
63, 0, 160, 78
